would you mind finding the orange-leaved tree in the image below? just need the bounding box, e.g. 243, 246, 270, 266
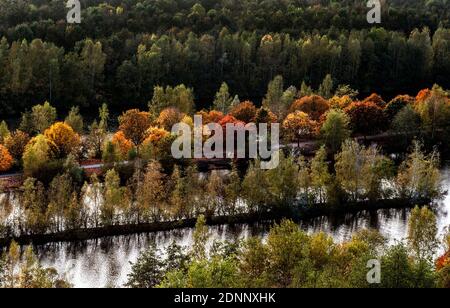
197, 110, 224, 124
289, 95, 330, 121
156, 107, 185, 131
362, 93, 386, 108
0, 144, 13, 172
414, 86, 450, 139
118, 109, 151, 145
255, 107, 278, 125
44, 122, 81, 158
141, 127, 172, 161
282, 111, 318, 145
344, 102, 386, 137
111, 131, 134, 160
230, 101, 257, 123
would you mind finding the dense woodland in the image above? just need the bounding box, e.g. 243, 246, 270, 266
0, 0, 449, 288
0, 0, 449, 115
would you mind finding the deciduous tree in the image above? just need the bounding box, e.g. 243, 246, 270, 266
111, 131, 134, 160
289, 95, 330, 121
320, 109, 351, 154
0, 144, 13, 172
282, 111, 317, 145
44, 122, 81, 158
118, 109, 151, 145
230, 101, 257, 123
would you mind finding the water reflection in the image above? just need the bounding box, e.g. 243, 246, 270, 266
37, 167, 450, 288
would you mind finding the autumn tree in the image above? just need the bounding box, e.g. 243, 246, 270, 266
362, 93, 386, 108
230, 101, 257, 123
118, 109, 151, 145
344, 102, 386, 137
141, 127, 173, 161
135, 161, 166, 222
320, 109, 351, 154
414, 85, 450, 139
282, 111, 317, 145
408, 206, 439, 261
4, 130, 30, 161
22, 135, 51, 176
0, 144, 13, 172
197, 110, 224, 124
168, 165, 188, 219
156, 108, 185, 131
44, 122, 81, 158
328, 95, 353, 110
111, 131, 134, 160
289, 95, 330, 121
255, 107, 277, 125
384, 95, 415, 121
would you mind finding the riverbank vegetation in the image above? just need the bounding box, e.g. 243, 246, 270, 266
0, 241, 70, 288
0, 136, 443, 242
125, 208, 450, 288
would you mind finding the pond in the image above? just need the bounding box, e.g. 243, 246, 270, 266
36, 167, 450, 288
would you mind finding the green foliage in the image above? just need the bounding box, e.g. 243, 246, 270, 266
408, 206, 439, 261
320, 109, 351, 154
125, 244, 165, 288
318, 74, 334, 99
0, 2, 447, 114
64, 106, 84, 134
22, 134, 51, 176
0, 242, 70, 288
149, 85, 195, 115
20, 101, 57, 135
213, 82, 233, 114
396, 142, 442, 200
0, 121, 10, 143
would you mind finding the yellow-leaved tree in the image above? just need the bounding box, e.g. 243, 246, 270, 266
44, 122, 81, 158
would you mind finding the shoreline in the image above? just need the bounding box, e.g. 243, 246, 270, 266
0, 198, 429, 247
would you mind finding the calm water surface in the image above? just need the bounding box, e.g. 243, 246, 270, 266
36, 167, 450, 288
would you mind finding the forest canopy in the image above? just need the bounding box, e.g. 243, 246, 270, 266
0, 0, 448, 115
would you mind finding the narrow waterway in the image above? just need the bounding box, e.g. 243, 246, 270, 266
35, 167, 450, 288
